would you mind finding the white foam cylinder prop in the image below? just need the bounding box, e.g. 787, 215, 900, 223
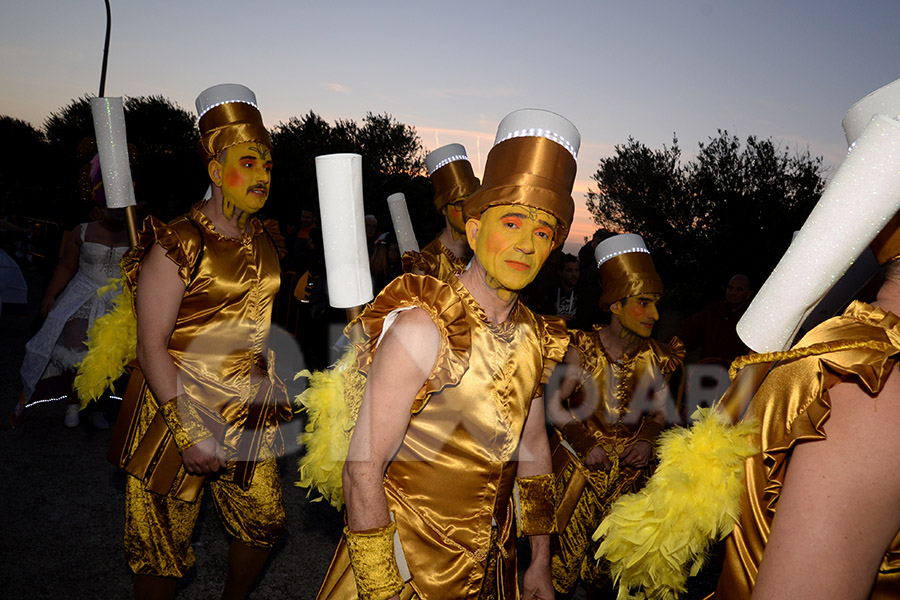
737, 114, 900, 352
386, 192, 419, 255
90, 97, 136, 209
315, 153, 373, 308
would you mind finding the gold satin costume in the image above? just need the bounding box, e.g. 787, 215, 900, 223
401, 238, 468, 281
551, 327, 685, 593
712, 301, 900, 599
121, 205, 293, 577
318, 274, 568, 600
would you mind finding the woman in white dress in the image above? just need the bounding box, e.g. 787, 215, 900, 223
13, 187, 130, 428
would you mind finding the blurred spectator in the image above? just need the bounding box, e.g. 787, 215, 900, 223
535, 253, 581, 325
370, 232, 403, 294
676, 273, 752, 366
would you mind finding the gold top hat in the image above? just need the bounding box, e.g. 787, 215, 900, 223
426, 144, 480, 211
195, 83, 271, 163
595, 233, 663, 309
464, 109, 578, 249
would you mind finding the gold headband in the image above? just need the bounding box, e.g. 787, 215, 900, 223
431, 159, 480, 211
463, 136, 576, 249
870, 210, 900, 265
598, 252, 663, 309
198, 102, 271, 163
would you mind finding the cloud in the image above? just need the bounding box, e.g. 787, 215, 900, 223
326, 83, 349, 93
424, 87, 518, 99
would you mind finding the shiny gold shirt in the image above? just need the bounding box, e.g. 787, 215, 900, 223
401, 238, 468, 281
713, 301, 900, 599
123, 205, 291, 451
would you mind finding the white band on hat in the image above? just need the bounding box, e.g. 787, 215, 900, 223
595, 233, 650, 267
494, 108, 581, 159
425, 143, 470, 175
195, 83, 259, 118
842, 77, 900, 146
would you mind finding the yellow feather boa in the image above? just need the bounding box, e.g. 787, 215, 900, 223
593, 407, 758, 600
294, 346, 366, 510
74, 278, 137, 408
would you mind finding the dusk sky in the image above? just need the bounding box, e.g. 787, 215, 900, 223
2, 0, 898, 255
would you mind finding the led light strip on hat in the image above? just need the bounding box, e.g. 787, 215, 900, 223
497, 128, 578, 160
429, 154, 470, 174
596, 246, 650, 267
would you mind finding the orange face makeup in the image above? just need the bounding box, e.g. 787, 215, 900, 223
468, 205, 556, 293
446, 200, 466, 237
212, 141, 272, 225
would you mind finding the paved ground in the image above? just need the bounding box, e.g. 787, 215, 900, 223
0, 268, 718, 599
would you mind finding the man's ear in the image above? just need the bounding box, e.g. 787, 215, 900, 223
208, 159, 223, 186
609, 299, 623, 316
465, 218, 480, 251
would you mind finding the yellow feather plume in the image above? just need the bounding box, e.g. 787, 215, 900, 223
294, 347, 366, 510
74, 278, 137, 408
593, 407, 758, 600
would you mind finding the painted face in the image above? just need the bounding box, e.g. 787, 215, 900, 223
468, 205, 557, 293
445, 200, 466, 237
212, 141, 272, 221
612, 293, 661, 338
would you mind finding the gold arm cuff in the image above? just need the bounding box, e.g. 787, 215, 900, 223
344, 523, 405, 600
160, 396, 212, 452
516, 473, 557, 536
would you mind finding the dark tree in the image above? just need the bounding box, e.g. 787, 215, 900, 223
270, 111, 436, 242
587, 131, 824, 309
40, 94, 201, 221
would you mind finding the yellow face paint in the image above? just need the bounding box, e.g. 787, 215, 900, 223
469, 205, 556, 294
211, 141, 272, 227
612, 294, 661, 338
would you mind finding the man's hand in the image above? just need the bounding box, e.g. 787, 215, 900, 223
522, 557, 554, 600
584, 445, 612, 471
620, 440, 653, 468
182, 437, 226, 475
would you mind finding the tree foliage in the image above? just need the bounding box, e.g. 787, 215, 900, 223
270, 111, 435, 239
7, 96, 435, 248
587, 131, 824, 309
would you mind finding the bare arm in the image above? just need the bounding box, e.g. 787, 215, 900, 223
518, 396, 554, 600
342, 307, 440, 532
41, 228, 81, 315
752, 371, 900, 600
135, 243, 223, 474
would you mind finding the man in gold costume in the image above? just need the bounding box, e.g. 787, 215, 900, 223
710, 83, 900, 597
402, 143, 478, 280
548, 233, 684, 598
118, 84, 292, 599
317, 109, 580, 600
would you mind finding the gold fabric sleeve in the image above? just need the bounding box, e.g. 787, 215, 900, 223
516, 473, 557, 536
159, 395, 213, 451
598, 252, 663, 309
344, 523, 405, 600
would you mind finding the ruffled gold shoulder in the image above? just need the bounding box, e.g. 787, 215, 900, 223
647, 336, 686, 375
353, 273, 471, 413
568, 326, 607, 375
122, 214, 201, 290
